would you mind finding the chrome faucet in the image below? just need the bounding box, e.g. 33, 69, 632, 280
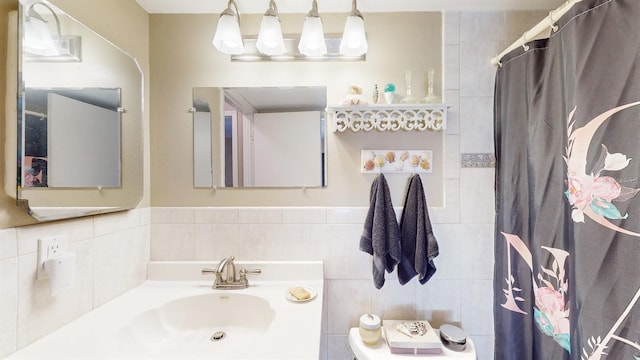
202, 256, 261, 289
216, 256, 237, 283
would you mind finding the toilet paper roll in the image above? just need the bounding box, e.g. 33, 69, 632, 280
44, 252, 76, 296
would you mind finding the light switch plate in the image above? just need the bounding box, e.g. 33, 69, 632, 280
37, 235, 69, 279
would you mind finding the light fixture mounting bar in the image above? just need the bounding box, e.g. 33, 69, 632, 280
231, 36, 365, 62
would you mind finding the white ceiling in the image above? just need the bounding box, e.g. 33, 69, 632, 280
134, 0, 565, 14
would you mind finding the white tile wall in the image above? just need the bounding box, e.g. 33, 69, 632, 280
460, 97, 495, 154
444, 135, 461, 179
0, 209, 149, 358
16, 240, 94, 347
0, 256, 18, 356
444, 45, 461, 91
455, 11, 499, 358
460, 168, 496, 224
0, 228, 18, 260
416, 279, 463, 327
444, 90, 461, 135
460, 12, 505, 43
444, 12, 461, 45
93, 226, 150, 307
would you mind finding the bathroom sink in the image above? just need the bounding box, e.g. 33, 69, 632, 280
121, 293, 276, 350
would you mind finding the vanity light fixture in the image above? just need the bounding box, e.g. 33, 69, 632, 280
212, 0, 368, 60
256, 0, 286, 56
298, 0, 327, 57
23, 1, 61, 56
212, 0, 245, 55
339, 0, 368, 57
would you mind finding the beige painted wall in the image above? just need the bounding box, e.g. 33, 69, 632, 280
0, 0, 149, 229
150, 12, 444, 207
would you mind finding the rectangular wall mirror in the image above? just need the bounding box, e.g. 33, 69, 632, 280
192, 86, 327, 188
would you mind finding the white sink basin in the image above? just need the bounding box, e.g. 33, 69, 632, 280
141, 293, 275, 332
118, 292, 278, 356
7, 261, 323, 360
124, 293, 276, 342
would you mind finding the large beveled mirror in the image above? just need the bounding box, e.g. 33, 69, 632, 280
8, 0, 143, 221
193, 86, 327, 188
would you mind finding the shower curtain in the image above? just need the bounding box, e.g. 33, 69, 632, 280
494, 0, 640, 359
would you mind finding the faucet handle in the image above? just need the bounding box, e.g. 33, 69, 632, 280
240, 268, 261, 275
239, 268, 261, 279
201, 268, 217, 275
239, 268, 261, 286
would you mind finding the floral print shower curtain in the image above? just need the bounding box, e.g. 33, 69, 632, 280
493, 0, 640, 359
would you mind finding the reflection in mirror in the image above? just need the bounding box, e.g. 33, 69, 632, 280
11, 0, 144, 221
193, 87, 327, 188
22, 88, 121, 188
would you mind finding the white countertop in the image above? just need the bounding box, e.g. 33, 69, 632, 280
9, 261, 324, 359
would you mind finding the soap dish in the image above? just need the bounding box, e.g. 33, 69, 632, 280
439, 324, 467, 351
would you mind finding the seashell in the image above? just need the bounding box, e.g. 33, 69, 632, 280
385, 151, 396, 163
409, 154, 420, 167
375, 155, 385, 168
394, 160, 404, 171
349, 85, 363, 95
420, 159, 431, 170
363, 159, 376, 171
363, 151, 375, 161
400, 151, 409, 161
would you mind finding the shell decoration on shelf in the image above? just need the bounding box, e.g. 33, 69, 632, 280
341, 85, 369, 105
361, 149, 432, 173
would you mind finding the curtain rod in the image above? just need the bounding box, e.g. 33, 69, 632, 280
25, 110, 47, 119
491, 0, 583, 66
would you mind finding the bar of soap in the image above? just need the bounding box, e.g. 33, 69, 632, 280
289, 287, 311, 301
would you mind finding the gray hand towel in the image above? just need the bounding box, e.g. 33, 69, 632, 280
359, 174, 401, 289
398, 174, 439, 285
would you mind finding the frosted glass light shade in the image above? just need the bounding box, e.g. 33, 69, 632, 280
298, 16, 327, 56
212, 14, 244, 55
256, 15, 285, 56
339, 15, 368, 56
23, 15, 58, 56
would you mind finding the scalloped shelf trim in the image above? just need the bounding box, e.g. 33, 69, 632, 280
330, 104, 447, 132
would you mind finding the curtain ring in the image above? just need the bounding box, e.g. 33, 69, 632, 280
521, 31, 530, 51
548, 11, 558, 32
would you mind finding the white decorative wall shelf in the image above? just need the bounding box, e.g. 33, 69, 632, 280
330, 104, 447, 132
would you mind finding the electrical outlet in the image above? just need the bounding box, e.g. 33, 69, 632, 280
37, 235, 69, 279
